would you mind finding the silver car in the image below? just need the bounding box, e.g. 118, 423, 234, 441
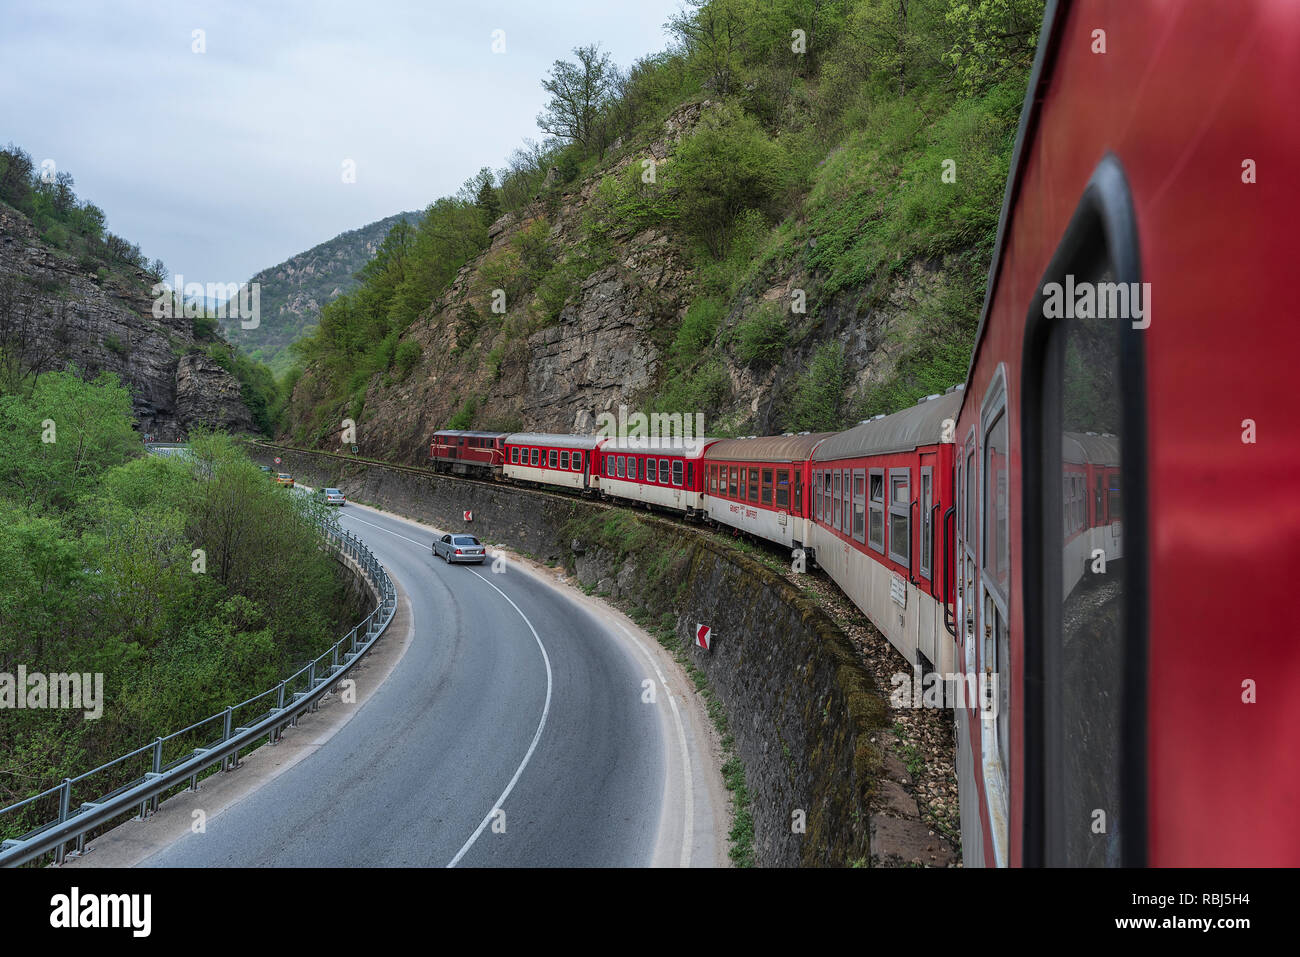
320, 487, 346, 506
433, 533, 486, 564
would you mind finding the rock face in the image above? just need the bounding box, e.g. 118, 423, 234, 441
175, 352, 256, 434
283, 98, 976, 461
0, 204, 255, 438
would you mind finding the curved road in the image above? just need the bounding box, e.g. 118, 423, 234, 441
127, 501, 717, 867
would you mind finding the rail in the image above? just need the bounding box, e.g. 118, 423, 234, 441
0, 521, 396, 868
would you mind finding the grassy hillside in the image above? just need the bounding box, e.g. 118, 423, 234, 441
283, 0, 1044, 453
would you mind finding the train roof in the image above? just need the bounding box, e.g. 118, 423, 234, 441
813, 390, 962, 462
705, 433, 835, 464
1063, 431, 1120, 466
433, 430, 508, 439
505, 432, 604, 450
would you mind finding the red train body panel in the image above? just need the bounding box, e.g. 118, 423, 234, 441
952, 0, 1300, 866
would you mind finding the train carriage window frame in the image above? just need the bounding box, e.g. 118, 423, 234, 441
776, 470, 790, 510
833, 470, 842, 530
920, 467, 934, 581
561, 450, 570, 470
530, 448, 539, 467
761, 468, 774, 506
852, 469, 866, 544
673, 460, 684, 487
1019, 154, 1148, 868
660, 459, 671, 485
548, 450, 558, 469
868, 468, 884, 553
888, 469, 910, 567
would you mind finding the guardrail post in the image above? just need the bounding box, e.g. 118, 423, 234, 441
307, 662, 317, 712
54, 779, 71, 865
142, 738, 163, 816
222, 706, 234, 771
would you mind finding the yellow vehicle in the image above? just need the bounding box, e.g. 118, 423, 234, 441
274, 473, 294, 487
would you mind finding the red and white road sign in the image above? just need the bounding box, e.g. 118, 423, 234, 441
274, 457, 281, 465
695, 623, 711, 651
464, 510, 472, 522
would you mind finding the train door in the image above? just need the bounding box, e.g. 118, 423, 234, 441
979, 368, 1012, 866
918, 458, 937, 668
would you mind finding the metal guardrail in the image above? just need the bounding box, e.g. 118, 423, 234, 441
0, 522, 397, 868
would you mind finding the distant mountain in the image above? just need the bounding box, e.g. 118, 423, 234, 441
219, 211, 421, 374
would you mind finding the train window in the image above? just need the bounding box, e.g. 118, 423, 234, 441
832, 471, 841, 529
1020, 157, 1149, 867
776, 470, 789, 509
672, 460, 683, 486
530, 448, 539, 467
511, 447, 519, 464
726, 467, 734, 496
920, 469, 933, 580
793, 472, 801, 513
561, 450, 570, 470
888, 470, 910, 566
747, 468, 757, 500
575, 452, 584, 472
659, 459, 670, 484
686, 462, 693, 486
868, 469, 884, 552
645, 458, 656, 482
852, 470, 866, 543
813, 470, 821, 519
760, 469, 773, 505
546, 450, 556, 468
615, 455, 624, 478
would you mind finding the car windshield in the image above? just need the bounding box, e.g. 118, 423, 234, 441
278, 474, 290, 479
453, 536, 480, 546
325, 489, 341, 494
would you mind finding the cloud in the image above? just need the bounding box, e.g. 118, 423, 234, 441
0, 0, 679, 283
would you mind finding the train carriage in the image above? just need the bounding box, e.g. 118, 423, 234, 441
503, 433, 600, 491
951, 0, 1300, 867
597, 436, 718, 516
702, 434, 832, 554
809, 392, 960, 674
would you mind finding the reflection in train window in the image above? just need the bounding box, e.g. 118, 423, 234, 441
1052, 267, 1126, 867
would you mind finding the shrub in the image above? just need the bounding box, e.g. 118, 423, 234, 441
733, 303, 788, 366
666, 104, 791, 257
393, 340, 422, 378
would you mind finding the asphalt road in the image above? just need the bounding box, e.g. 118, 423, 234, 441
139, 502, 693, 867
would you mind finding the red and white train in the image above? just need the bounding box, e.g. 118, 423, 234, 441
425, 0, 1299, 867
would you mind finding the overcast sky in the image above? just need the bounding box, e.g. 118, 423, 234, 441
0, 0, 682, 283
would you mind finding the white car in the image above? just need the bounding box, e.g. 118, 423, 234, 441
321, 488, 346, 506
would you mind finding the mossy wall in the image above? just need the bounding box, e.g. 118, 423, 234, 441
249, 442, 887, 866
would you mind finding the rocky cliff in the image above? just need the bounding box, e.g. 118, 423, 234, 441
0, 204, 255, 438
284, 95, 993, 462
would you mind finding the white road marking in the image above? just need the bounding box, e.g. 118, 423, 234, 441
607, 619, 694, 868
448, 570, 554, 867
340, 512, 431, 549
342, 506, 685, 865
